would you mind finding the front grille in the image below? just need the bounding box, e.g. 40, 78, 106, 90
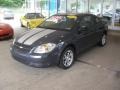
14, 43, 32, 53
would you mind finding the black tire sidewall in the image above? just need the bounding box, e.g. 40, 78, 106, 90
59, 47, 75, 69
21, 22, 24, 27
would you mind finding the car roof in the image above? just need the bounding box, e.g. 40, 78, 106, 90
54, 13, 95, 17
27, 13, 40, 14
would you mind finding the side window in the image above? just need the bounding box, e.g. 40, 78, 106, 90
95, 17, 101, 23
83, 16, 91, 22
39, 14, 44, 18
36, 14, 41, 18
80, 15, 93, 27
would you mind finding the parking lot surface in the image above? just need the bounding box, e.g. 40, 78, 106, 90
0, 27, 120, 90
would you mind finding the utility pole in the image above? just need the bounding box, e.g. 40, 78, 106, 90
112, 0, 116, 29
76, 0, 78, 13
88, 0, 90, 13
100, 0, 104, 17
48, 0, 50, 17
56, 0, 58, 14
66, 0, 67, 13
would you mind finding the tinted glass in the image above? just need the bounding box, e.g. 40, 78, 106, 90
39, 15, 77, 30
80, 15, 93, 26
25, 13, 43, 19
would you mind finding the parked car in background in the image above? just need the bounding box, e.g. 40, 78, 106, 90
20, 13, 45, 29
102, 9, 120, 24
2, 9, 14, 19
0, 23, 14, 40
11, 13, 108, 69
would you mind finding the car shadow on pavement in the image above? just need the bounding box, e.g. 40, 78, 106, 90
78, 59, 120, 78
76, 45, 120, 79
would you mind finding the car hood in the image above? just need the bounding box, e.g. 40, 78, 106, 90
24, 18, 43, 21
16, 28, 71, 47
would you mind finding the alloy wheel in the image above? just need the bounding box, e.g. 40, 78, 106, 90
62, 50, 74, 67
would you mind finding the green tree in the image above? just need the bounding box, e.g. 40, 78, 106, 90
0, 0, 25, 8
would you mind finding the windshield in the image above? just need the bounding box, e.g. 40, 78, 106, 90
25, 13, 43, 19
39, 15, 77, 30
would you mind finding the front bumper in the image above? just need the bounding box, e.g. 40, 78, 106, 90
10, 45, 59, 68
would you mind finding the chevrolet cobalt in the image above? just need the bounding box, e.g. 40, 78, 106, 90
10, 14, 108, 69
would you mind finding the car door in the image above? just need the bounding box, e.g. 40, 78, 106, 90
94, 16, 106, 42
75, 15, 97, 52
85, 15, 100, 46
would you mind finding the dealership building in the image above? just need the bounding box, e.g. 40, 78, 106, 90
24, 0, 120, 30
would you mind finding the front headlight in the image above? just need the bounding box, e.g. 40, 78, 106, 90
34, 43, 56, 54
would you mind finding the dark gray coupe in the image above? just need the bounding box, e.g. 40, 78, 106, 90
10, 13, 108, 69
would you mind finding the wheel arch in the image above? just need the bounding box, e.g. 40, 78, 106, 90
63, 44, 76, 54
103, 30, 107, 35
59, 43, 77, 60
58, 43, 77, 69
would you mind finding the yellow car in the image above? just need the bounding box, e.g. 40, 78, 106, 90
20, 13, 45, 29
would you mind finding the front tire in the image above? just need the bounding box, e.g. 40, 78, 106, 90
59, 47, 75, 69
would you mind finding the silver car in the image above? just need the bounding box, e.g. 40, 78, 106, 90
3, 9, 14, 19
